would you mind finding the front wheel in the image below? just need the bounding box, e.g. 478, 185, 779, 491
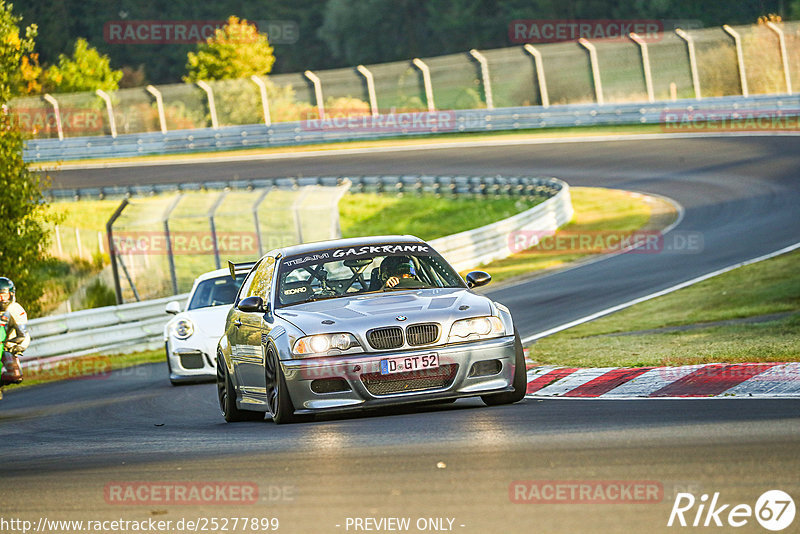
265, 345, 299, 424
217, 352, 264, 422
481, 330, 527, 406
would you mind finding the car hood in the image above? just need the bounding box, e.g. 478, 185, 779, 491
170, 305, 232, 338
274, 288, 493, 335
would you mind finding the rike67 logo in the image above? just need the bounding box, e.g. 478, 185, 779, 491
668, 490, 795, 531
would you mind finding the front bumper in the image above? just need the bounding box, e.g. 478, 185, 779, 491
281, 335, 517, 414
166, 336, 219, 382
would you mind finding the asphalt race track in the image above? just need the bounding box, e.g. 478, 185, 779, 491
3, 135, 799, 533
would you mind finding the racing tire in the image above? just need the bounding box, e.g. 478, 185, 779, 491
217, 352, 264, 422
265, 344, 299, 424
481, 329, 527, 406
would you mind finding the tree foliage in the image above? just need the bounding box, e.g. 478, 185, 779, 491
0, 0, 37, 102
42, 37, 122, 93
184, 16, 275, 82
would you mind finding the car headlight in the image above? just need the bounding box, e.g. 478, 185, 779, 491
293, 333, 363, 356
170, 319, 195, 340
447, 316, 505, 343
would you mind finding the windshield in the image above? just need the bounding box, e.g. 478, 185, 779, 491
187, 274, 247, 310
276, 243, 465, 307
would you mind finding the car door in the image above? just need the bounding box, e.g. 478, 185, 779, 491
233, 256, 276, 400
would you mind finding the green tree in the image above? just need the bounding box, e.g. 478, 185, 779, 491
0, 0, 36, 102
184, 16, 275, 81
42, 37, 122, 93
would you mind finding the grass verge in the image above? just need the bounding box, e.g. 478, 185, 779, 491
529, 250, 800, 368
478, 187, 674, 283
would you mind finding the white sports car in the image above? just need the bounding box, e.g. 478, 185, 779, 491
164, 264, 252, 385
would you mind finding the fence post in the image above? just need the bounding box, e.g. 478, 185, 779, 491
765, 22, 793, 94
162, 195, 183, 295
95, 89, 117, 138
723, 25, 749, 97
675, 29, 701, 100
292, 187, 313, 244
629, 33, 655, 103
304, 70, 325, 120
146, 85, 168, 134
208, 191, 227, 270
523, 44, 550, 108
469, 49, 494, 110
106, 199, 129, 304
356, 65, 379, 116
252, 188, 272, 256
250, 75, 272, 126
412, 58, 436, 111
42, 94, 64, 141
55, 225, 63, 257
578, 38, 604, 105
196, 80, 219, 129
75, 227, 83, 259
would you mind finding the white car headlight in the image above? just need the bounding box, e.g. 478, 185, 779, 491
447, 316, 505, 343
170, 318, 195, 340
293, 333, 362, 356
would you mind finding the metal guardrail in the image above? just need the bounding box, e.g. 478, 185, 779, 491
24, 94, 800, 163
22, 175, 571, 366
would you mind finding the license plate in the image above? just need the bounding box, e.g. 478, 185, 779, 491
380, 354, 439, 375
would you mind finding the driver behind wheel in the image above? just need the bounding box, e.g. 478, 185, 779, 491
383, 257, 419, 289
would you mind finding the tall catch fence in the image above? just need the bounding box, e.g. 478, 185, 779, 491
106, 181, 350, 303
11, 22, 800, 140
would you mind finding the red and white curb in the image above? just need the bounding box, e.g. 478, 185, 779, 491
524, 362, 800, 398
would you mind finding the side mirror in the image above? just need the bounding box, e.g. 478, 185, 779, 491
465, 271, 492, 289
238, 295, 266, 313
165, 301, 182, 315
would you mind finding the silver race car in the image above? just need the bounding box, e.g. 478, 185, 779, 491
217, 235, 526, 423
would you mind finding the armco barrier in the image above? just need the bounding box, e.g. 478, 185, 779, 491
22, 175, 571, 366
23, 94, 800, 163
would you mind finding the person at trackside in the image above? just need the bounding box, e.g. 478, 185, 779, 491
0, 277, 29, 396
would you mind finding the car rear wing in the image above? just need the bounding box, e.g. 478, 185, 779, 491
227, 260, 257, 280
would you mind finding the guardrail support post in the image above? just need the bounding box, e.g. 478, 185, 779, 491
629, 33, 655, 103
578, 38, 604, 105
196, 80, 219, 129
250, 75, 272, 126
304, 70, 325, 120
208, 191, 227, 270
356, 65, 379, 116
523, 44, 550, 108
146, 85, 168, 134
723, 25, 749, 97
95, 89, 117, 138
766, 21, 792, 94
469, 49, 494, 110
162, 195, 183, 295
675, 29, 701, 100
412, 58, 436, 111
106, 199, 129, 304
42, 94, 64, 141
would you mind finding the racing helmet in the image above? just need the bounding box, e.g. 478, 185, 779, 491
394, 258, 416, 278
0, 277, 15, 311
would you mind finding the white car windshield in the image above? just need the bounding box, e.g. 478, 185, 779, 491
276, 243, 465, 307
188, 274, 247, 310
